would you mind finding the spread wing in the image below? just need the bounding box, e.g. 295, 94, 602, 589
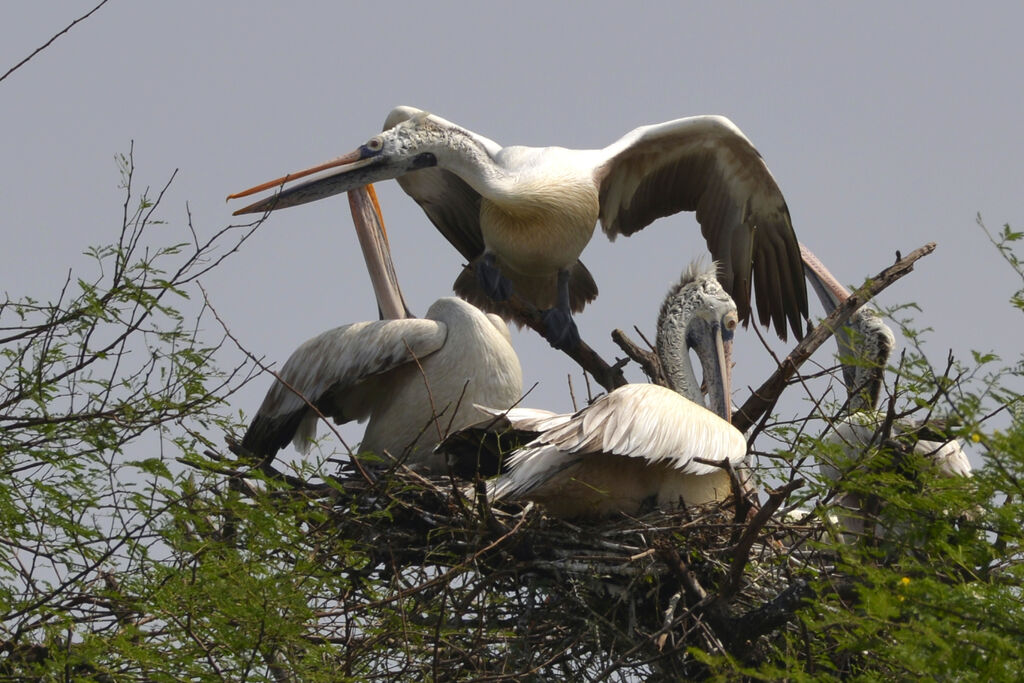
241, 318, 447, 461
597, 115, 807, 340
395, 168, 485, 261
490, 384, 747, 500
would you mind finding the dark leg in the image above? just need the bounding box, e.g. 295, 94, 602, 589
476, 251, 514, 302
540, 269, 580, 350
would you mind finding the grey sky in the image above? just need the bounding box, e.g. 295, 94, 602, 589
3, 2, 1021, 461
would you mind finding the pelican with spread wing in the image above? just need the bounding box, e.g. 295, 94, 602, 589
230, 107, 807, 350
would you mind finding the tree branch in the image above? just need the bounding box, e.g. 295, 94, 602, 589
612, 327, 669, 387
498, 289, 628, 392
732, 242, 936, 433
0, 0, 112, 84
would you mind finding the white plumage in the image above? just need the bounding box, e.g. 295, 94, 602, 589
240, 187, 522, 472
468, 263, 748, 518
229, 107, 807, 348
243, 298, 522, 471
488, 384, 747, 518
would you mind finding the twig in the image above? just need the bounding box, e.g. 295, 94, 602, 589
611, 328, 669, 386
0, 0, 112, 84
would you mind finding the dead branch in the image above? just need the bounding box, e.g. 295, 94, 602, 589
0, 0, 111, 84
721, 478, 805, 598
612, 327, 669, 386
733, 242, 936, 433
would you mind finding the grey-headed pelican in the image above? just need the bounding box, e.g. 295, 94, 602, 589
229, 107, 807, 350
240, 186, 523, 472
451, 262, 748, 518
801, 244, 971, 536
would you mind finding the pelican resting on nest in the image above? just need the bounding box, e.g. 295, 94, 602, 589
240, 186, 522, 472
229, 107, 807, 350
441, 262, 748, 518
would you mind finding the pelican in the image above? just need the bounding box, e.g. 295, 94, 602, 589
445, 262, 748, 519
240, 186, 523, 473
801, 244, 971, 536
228, 107, 807, 350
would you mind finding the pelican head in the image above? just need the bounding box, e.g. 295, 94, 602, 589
799, 242, 895, 410
228, 110, 445, 215
657, 262, 738, 421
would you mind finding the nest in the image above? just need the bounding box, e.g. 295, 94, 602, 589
223, 453, 824, 681
190, 243, 942, 679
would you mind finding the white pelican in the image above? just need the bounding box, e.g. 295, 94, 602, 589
240, 186, 523, 473
228, 107, 807, 349
450, 262, 748, 519
801, 244, 971, 536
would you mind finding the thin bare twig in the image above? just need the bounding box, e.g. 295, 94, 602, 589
0, 0, 112, 84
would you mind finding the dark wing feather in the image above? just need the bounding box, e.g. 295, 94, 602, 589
241, 319, 447, 463
597, 115, 806, 340
384, 106, 487, 261
395, 169, 486, 261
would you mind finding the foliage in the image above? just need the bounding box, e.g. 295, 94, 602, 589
0, 150, 267, 679
1, 147, 1022, 680
738, 218, 1024, 681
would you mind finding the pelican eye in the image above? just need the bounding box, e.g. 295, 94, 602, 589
723, 312, 738, 332
365, 137, 384, 153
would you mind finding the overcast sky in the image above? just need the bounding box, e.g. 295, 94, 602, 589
3, 2, 1021, 466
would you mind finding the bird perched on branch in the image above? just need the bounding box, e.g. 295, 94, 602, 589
443, 262, 748, 518
229, 107, 807, 350
240, 186, 522, 473
800, 243, 971, 537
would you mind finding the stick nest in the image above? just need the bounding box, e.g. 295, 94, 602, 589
224, 456, 825, 681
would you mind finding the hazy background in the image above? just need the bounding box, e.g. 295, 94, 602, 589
3, 2, 1021, 466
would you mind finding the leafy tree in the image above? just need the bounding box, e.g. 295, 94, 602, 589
3, 24, 1023, 676
2, 136, 1021, 681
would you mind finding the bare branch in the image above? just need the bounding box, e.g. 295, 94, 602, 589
491, 285, 628, 392
0, 0, 112, 84
733, 242, 937, 433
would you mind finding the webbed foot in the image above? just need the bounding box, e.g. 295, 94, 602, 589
476, 252, 513, 302
540, 307, 581, 350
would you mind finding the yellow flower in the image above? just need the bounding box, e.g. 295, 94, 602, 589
971, 433, 982, 443
901, 577, 911, 586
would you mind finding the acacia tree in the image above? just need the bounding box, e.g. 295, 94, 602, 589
1, 133, 1022, 681
5, 6, 1024, 677
0, 151, 265, 676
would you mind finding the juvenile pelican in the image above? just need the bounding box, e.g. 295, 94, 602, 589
801, 244, 971, 536
240, 186, 523, 472
449, 262, 748, 519
229, 107, 807, 349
